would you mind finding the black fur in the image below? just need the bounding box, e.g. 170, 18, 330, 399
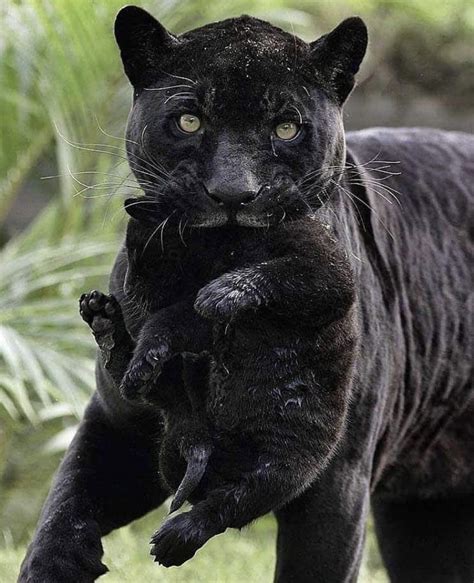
97, 212, 357, 550
19, 7, 473, 583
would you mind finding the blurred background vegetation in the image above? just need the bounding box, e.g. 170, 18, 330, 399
0, 0, 472, 580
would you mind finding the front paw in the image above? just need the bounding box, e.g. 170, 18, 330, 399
194, 271, 263, 321
150, 511, 218, 567
19, 519, 107, 583
79, 290, 128, 362
120, 338, 172, 400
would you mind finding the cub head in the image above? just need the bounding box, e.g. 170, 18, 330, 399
115, 6, 367, 227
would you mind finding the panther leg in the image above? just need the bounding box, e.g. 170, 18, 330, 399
18, 393, 169, 582
273, 463, 369, 583
373, 494, 474, 583
121, 301, 212, 400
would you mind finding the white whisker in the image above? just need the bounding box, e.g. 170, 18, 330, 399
164, 92, 195, 105
161, 72, 198, 85
144, 84, 194, 92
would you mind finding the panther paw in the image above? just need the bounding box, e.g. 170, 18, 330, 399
194, 271, 263, 321
18, 518, 108, 583
150, 511, 216, 567
120, 339, 171, 400
79, 291, 125, 360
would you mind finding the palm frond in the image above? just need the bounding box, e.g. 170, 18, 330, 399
0, 226, 116, 422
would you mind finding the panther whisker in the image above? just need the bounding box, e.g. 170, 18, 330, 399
298, 164, 346, 185
278, 206, 287, 224
349, 177, 403, 207
66, 166, 137, 200
109, 197, 165, 223
160, 213, 173, 253
43, 170, 141, 192
164, 92, 195, 104
178, 215, 189, 247
138, 124, 174, 180
161, 71, 198, 85
72, 183, 143, 198
290, 104, 303, 124
144, 84, 194, 91
348, 179, 394, 206
54, 127, 170, 188
141, 210, 177, 256
331, 178, 395, 241
270, 135, 278, 157
94, 119, 173, 182
57, 126, 170, 188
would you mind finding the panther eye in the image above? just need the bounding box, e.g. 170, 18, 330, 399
178, 113, 201, 133
275, 121, 300, 141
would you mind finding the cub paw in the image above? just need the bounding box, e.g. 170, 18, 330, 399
194, 271, 263, 321
79, 289, 118, 329
79, 291, 125, 362
150, 511, 216, 567
120, 338, 172, 400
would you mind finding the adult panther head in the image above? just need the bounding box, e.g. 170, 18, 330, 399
115, 6, 367, 227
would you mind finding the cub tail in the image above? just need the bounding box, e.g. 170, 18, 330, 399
170, 443, 212, 513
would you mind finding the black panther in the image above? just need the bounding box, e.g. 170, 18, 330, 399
19, 6, 473, 583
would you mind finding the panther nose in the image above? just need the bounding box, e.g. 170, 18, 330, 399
204, 187, 259, 208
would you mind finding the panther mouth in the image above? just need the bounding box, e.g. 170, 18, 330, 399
187, 181, 308, 228
188, 206, 303, 229
188, 215, 268, 228
131, 180, 311, 229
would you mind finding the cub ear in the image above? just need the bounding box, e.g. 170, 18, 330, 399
310, 17, 368, 105
124, 197, 162, 223
115, 6, 177, 88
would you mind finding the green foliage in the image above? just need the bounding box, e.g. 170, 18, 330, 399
0, 228, 117, 422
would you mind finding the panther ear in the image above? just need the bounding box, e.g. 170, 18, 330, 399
115, 6, 177, 88
124, 197, 162, 223
310, 17, 368, 105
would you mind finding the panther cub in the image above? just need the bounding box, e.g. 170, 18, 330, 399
80, 196, 357, 566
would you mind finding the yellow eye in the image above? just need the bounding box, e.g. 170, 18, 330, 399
178, 113, 201, 133
275, 121, 300, 141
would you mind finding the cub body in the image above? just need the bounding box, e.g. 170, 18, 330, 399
89, 209, 357, 563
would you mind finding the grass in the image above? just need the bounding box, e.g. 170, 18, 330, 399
0, 505, 388, 583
